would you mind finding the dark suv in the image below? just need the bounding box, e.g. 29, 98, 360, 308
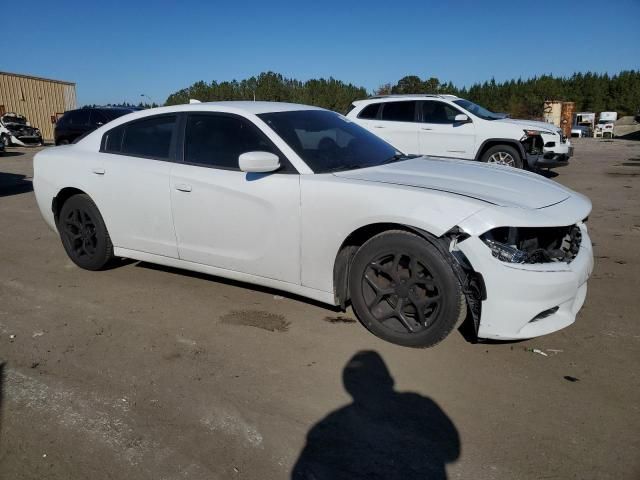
54, 107, 137, 145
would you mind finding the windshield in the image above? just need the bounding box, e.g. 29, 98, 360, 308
453, 99, 503, 120
258, 110, 405, 173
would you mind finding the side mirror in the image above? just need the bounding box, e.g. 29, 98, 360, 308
454, 114, 470, 123
239, 151, 281, 173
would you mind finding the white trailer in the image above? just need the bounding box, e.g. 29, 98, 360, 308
595, 112, 618, 138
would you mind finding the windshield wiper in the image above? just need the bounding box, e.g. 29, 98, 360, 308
329, 154, 415, 173
380, 153, 415, 165
330, 163, 367, 172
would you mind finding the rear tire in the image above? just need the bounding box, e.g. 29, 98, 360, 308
348, 230, 465, 348
57, 138, 70, 145
481, 144, 523, 169
58, 194, 114, 270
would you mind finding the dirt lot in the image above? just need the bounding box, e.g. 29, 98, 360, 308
1, 139, 639, 479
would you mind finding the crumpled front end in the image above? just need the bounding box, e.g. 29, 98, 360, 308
452, 194, 593, 340
7, 125, 43, 146
2, 113, 43, 147
521, 130, 573, 169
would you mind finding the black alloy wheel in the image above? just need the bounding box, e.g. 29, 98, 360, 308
59, 194, 114, 270
349, 231, 465, 348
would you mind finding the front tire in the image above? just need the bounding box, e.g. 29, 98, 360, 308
349, 231, 465, 348
58, 194, 114, 270
481, 144, 523, 169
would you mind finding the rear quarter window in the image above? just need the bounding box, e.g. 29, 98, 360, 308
358, 103, 380, 120
102, 126, 125, 152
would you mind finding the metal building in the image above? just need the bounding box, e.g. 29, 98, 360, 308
0, 71, 76, 142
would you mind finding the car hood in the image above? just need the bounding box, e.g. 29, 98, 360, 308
495, 118, 560, 133
333, 157, 572, 209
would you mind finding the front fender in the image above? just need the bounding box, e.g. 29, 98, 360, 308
300, 174, 487, 295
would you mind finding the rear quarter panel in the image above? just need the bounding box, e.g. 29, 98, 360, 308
33, 145, 104, 232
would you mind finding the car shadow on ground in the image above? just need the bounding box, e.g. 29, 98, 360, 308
134, 261, 344, 312
134, 261, 488, 344
0, 172, 33, 197
0, 151, 25, 157
291, 351, 460, 480
537, 169, 559, 179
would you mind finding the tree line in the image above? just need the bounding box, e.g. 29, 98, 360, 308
379, 71, 640, 118
164, 70, 640, 118
165, 72, 367, 114
82, 102, 160, 109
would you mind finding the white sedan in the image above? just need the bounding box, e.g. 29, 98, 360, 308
33, 102, 593, 347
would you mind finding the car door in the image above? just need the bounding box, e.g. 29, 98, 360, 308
170, 112, 301, 284
368, 101, 420, 153
95, 114, 179, 258
418, 101, 476, 159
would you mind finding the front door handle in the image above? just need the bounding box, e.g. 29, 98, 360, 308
92, 168, 105, 175
175, 183, 192, 192
373, 125, 385, 129
421, 127, 433, 131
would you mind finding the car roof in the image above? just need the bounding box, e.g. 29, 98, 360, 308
89, 102, 325, 119
65, 102, 324, 123
182, 101, 325, 114
352, 94, 459, 105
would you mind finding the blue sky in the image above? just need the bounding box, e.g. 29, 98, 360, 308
5, 0, 639, 106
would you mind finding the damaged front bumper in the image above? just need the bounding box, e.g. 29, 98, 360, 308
9, 134, 43, 147
453, 194, 593, 340
522, 133, 573, 169
456, 223, 592, 340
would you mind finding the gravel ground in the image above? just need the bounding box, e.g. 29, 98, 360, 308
0, 138, 639, 479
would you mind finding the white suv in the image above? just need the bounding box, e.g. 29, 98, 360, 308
347, 94, 573, 170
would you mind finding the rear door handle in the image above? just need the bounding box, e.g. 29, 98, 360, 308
373, 125, 385, 129
92, 168, 105, 175
421, 127, 433, 131
175, 183, 192, 192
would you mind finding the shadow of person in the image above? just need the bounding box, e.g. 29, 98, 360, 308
292, 351, 460, 480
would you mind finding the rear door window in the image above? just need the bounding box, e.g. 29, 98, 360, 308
121, 116, 176, 159
380, 101, 417, 122
102, 115, 176, 160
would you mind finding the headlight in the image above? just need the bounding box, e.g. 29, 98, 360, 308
483, 238, 528, 263
523, 129, 556, 137
481, 225, 582, 264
